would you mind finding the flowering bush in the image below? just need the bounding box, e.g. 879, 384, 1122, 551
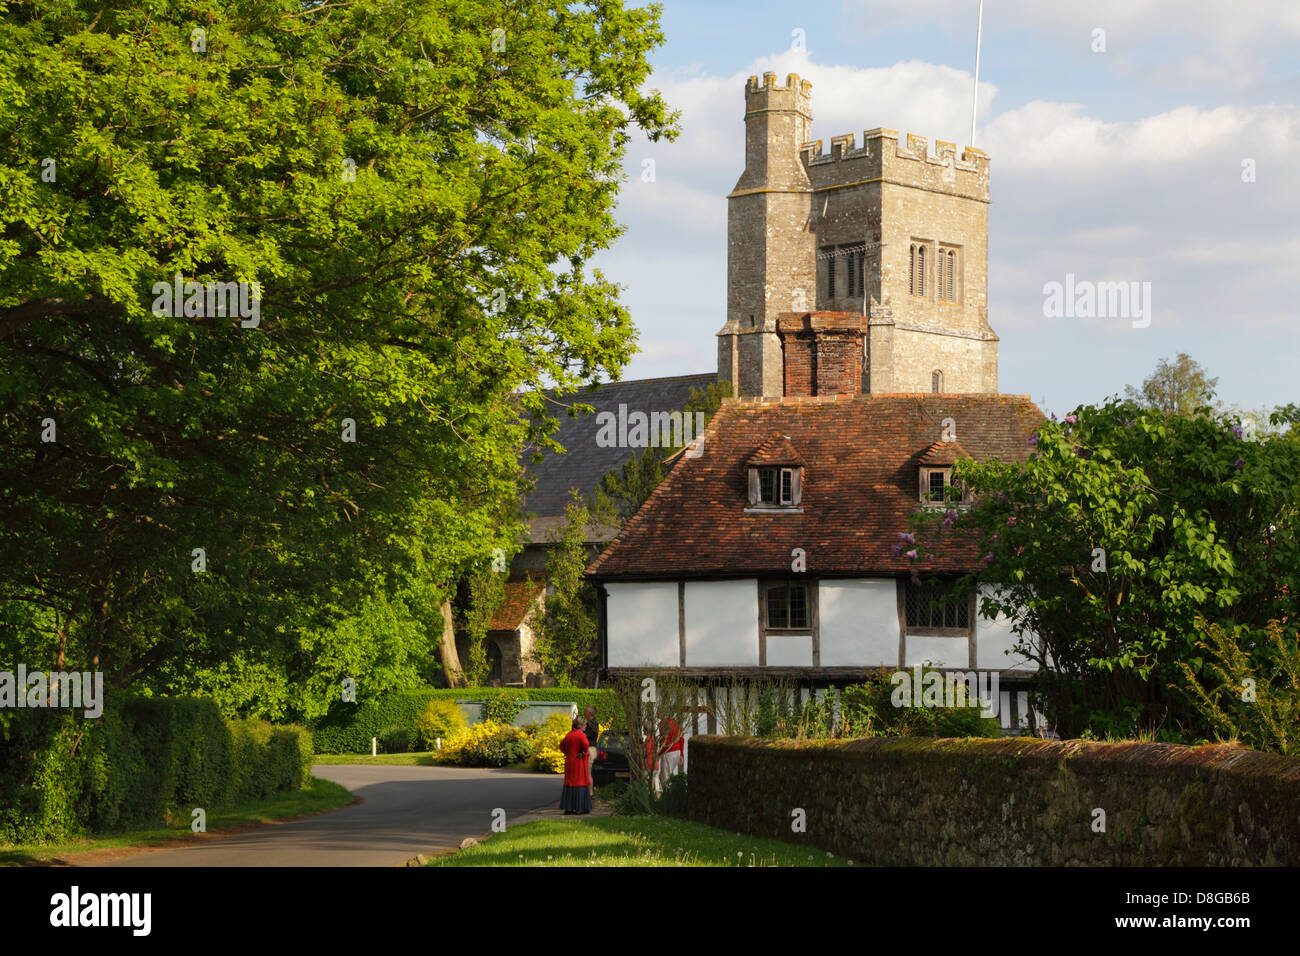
413, 698, 468, 751
528, 711, 575, 774
434, 720, 532, 767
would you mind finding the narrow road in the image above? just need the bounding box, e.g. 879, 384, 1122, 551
102, 765, 561, 867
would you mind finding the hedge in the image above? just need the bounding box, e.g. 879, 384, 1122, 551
311, 687, 614, 754
0, 697, 312, 844
688, 735, 1300, 866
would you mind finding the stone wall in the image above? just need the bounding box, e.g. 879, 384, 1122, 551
687, 736, 1300, 865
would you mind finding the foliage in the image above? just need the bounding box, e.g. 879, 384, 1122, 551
527, 711, 574, 773
459, 563, 508, 688
483, 691, 528, 725
434, 720, 533, 768
529, 494, 599, 685
413, 699, 469, 752
607, 671, 699, 801
708, 673, 999, 741
1123, 353, 1218, 416
909, 398, 1300, 739
0, 698, 311, 844
1179, 617, 1300, 755
310, 686, 612, 753
0, 0, 677, 718
658, 770, 688, 818
377, 725, 413, 754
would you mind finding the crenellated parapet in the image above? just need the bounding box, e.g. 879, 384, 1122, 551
744, 71, 814, 109
799, 128, 989, 200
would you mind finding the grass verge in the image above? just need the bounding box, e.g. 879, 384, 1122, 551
0, 776, 354, 866
427, 816, 853, 867
312, 753, 548, 772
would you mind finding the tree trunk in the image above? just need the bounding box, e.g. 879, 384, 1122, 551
438, 597, 465, 688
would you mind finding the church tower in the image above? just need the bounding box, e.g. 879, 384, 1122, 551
718, 73, 1000, 398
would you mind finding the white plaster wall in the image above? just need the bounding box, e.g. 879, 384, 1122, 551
904, 635, 969, 669
684, 580, 760, 666
606, 582, 680, 667
818, 580, 900, 667
975, 583, 1036, 671
766, 634, 812, 666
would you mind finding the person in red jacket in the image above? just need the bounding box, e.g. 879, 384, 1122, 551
559, 717, 592, 815
657, 715, 685, 792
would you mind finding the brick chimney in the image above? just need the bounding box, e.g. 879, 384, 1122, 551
776, 311, 866, 396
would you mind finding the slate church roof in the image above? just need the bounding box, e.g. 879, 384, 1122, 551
587, 393, 1046, 579
522, 372, 717, 540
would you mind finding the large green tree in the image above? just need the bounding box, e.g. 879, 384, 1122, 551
911, 400, 1300, 740
0, 0, 677, 719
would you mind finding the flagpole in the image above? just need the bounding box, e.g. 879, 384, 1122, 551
970, 0, 984, 148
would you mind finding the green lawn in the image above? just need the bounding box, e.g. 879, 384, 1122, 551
312, 752, 545, 772
428, 816, 854, 867
0, 776, 354, 866
312, 751, 438, 766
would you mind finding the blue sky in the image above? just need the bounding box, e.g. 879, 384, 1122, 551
594, 0, 1300, 417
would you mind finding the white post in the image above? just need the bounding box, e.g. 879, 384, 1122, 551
436, 737, 441, 751
371, 736, 377, 757
970, 0, 984, 148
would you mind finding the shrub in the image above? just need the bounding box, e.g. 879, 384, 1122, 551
310, 687, 612, 754
413, 698, 468, 751
435, 720, 533, 767
0, 698, 312, 844
660, 770, 688, 818
377, 725, 412, 754
483, 691, 527, 724
528, 711, 573, 773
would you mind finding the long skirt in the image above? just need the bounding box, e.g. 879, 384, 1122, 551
559, 784, 592, 815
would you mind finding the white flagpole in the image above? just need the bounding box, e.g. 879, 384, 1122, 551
970, 0, 984, 148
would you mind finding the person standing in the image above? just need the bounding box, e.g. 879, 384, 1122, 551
559, 716, 593, 815
657, 715, 684, 792
583, 705, 600, 796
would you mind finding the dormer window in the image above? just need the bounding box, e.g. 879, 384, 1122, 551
919, 465, 967, 506
751, 465, 801, 508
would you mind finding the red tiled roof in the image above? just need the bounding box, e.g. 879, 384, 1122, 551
490, 579, 546, 631
918, 439, 971, 465
586, 394, 1045, 579
746, 434, 806, 467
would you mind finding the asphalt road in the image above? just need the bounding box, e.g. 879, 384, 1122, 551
102, 765, 561, 867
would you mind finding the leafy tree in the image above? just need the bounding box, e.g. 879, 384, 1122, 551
457, 562, 508, 688
1123, 353, 1218, 416
0, 0, 677, 718
911, 400, 1300, 740
591, 380, 730, 526
530, 493, 598, 685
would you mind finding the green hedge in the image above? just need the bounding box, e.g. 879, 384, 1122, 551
0, 698, 312, 844
688, 736, 1300, 866
311, 687, 614, 754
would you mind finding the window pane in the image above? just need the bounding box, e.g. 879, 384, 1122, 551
780, 469, 792, 504
758, 468, 775, 503
789, 585, 808, 628
767, 586, 788, 629
928, 470, 946, 500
